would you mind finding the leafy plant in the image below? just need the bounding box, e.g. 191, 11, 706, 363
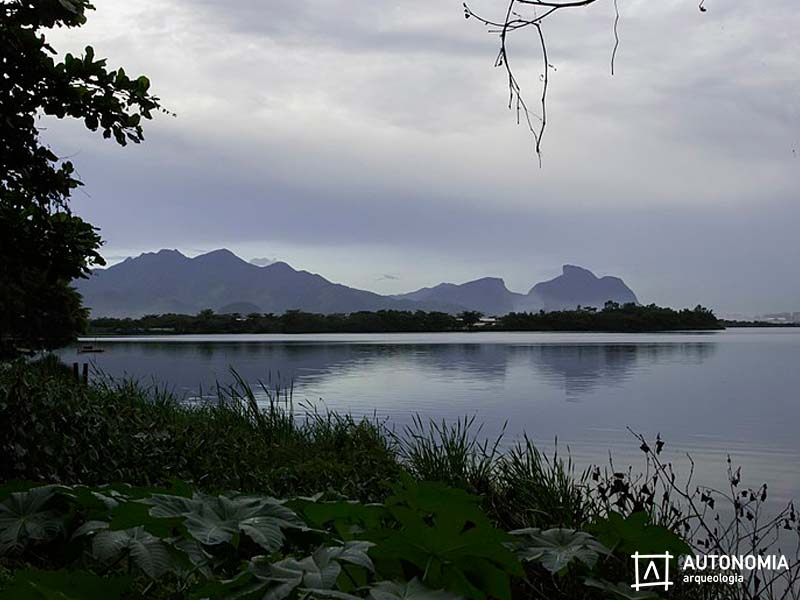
365, 477, 522, 600
369, 578, 463, 600
91, 526, 172, 578
0, 486, 66, 556
296, 500, 389, 542
294, 478, 525, 600
588, 511, 690, 559
253, 542, 375, 598
144, 492, 305, 551
193, 541, 374, 600
507, 528, 609, 575
584, 578, 659, 600
0, 569, 132, 600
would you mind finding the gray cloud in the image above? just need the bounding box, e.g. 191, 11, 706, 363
250, 257, 277, 267
44, 0, 800, 315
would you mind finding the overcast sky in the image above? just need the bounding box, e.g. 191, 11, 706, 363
45, 0, 799, 316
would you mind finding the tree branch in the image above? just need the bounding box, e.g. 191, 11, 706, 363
465, 0, 604, 163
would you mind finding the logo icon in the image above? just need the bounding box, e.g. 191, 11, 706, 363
631, 552, 674, 591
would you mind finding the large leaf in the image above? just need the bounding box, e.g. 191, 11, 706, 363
588, 512, 691, 559
92, 526, 173, 578
386, 478, 492, 531
142, 494, 196, 519
174, 537, 215, 578
366, 479, 522, 600
144, 492, 305, 551
301, 590, 363, 600
249, 542, 375, 600
508, 528, 609, 574
0, 485, 66, 555
584, 578, 660, 599
71, 520, 109, 540
0, 481, 45, 499
326, 540, 375, 571
65, 486, 123, 517
108, 500, 182, 538
188, 570, 266, 600
0, 568, 132, 600
298, 500, 390, 540
370, 578, 463, 600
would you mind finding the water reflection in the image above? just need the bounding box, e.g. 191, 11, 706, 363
67, 338, 716, 402
522, 343, 716, 398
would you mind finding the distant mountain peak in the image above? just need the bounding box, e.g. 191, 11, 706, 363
561, 264, 596, 278
138, 248, 186, 259
394, 276, 517, 315
127, 248, 188, 266
197, 248, 238, 258
467, 276, 508, 287
265, 261, 295, 271
190, 248, 249, 264
427, 277, 509, 292
529, 265, 638, 310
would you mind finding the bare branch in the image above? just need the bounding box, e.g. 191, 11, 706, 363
611, 0, 620, 75
465, 0, 604, 163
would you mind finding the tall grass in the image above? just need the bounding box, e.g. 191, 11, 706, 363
397, 414, 502, 495
494, 436, 589, 529
396, 415, 589, 528
0, 358, 399, 501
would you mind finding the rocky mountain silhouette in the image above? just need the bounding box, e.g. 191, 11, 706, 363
527, 264, 638, 311
75, 249, 638, 317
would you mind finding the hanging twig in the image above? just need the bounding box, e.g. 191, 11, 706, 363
611, 0, 620, 75
465, 0, 605, 163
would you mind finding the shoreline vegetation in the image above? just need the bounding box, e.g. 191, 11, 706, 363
87, 303, 724, 336
2, 359, 799, 599
721, 320, 800, 328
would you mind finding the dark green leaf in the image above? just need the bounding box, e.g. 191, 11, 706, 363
0, 569, 132, 600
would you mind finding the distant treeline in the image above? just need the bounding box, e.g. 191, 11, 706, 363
722, 320, 799, 328
88, 302, 722, 334
496, 303, 722, 332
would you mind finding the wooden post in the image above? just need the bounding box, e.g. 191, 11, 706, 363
72, 362, 79, 382
82, 363, 89, 385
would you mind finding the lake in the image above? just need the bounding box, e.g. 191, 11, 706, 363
63, 328, 800, 505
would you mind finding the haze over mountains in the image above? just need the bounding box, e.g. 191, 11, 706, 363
75, 249, 638, 318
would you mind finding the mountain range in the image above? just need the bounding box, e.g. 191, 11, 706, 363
74, 249, 639, 318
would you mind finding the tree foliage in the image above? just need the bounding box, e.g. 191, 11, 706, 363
0, 0, 164, 355
88, 304, 722, 335
495, 303, 721, 332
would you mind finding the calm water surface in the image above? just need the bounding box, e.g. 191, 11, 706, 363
64, 328, 800, 504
